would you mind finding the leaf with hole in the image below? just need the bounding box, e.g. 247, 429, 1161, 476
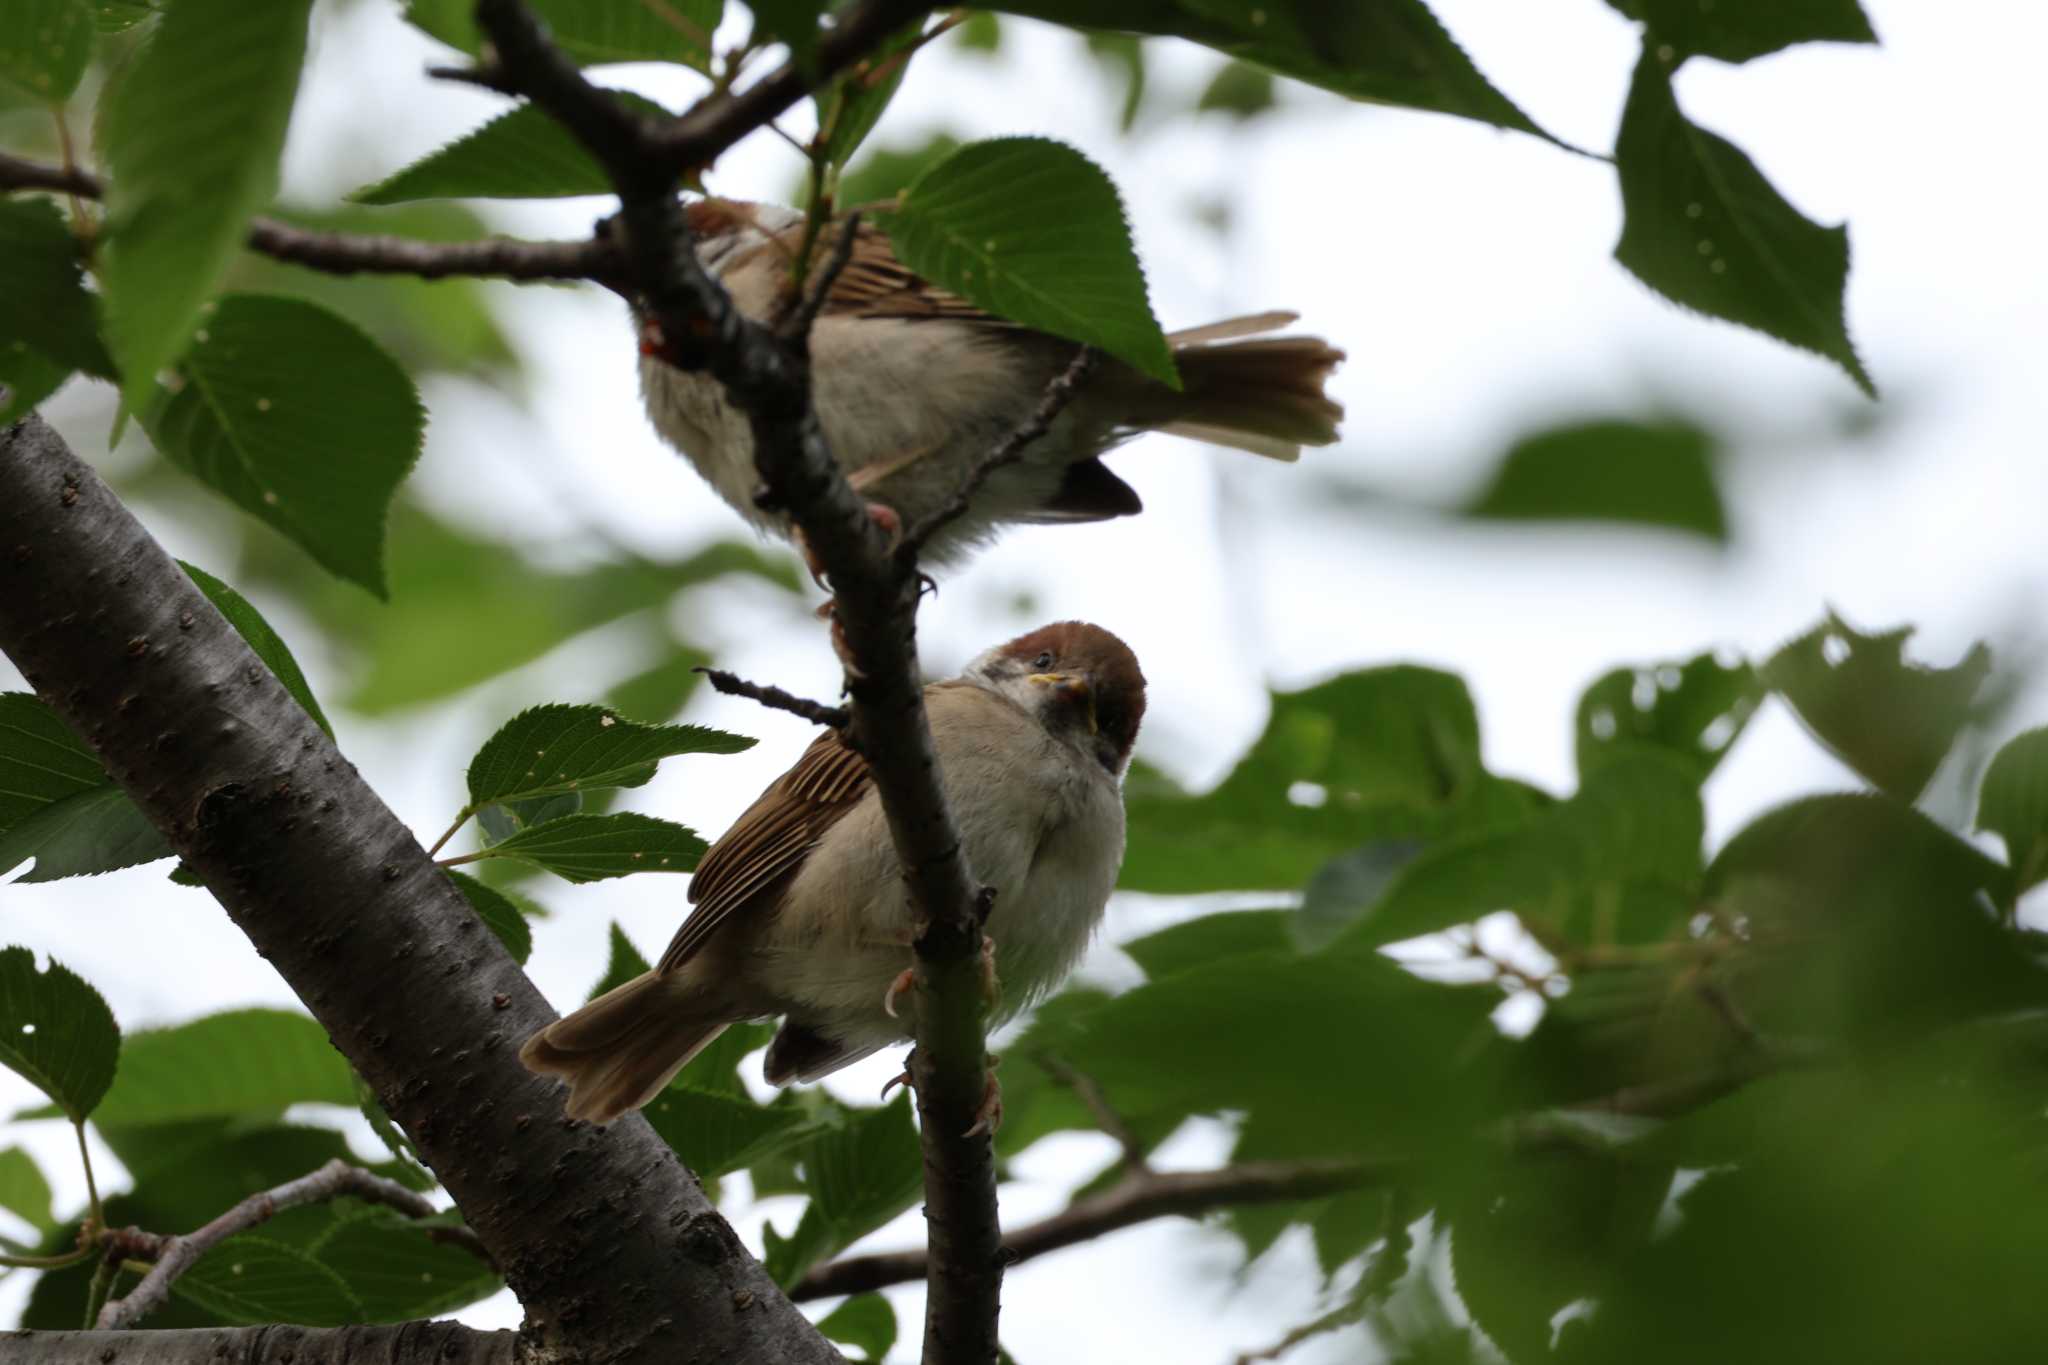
147, 294, 424, 596
1613, 44, 1873, 396
98, 0, 314, 415
0, 945, 119, 1121
887, 137, 1176, 385
1761, 612, 1989, 800
1577, 651, 1760, 784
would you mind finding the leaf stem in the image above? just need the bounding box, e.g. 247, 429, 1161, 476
426, 807, 476, 858
81, 1255, 117, 1331
71, 1119, 101, 1233
435, 851, 489, 870
0, 1245, 94, 1270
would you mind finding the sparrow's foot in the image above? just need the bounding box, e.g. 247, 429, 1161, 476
882, 965, 917, 1020
880, 1065, 914, 1101
963, 1056, 1004, 1139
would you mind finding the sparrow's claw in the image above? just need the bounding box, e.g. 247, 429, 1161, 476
880, 1067, 913, 1101
882, 966, 917, 1020
978, 935, 1002, 1013
962, 1058, 1004, 1139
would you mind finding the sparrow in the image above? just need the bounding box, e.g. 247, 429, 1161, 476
521, 620, 1146, 1124
639, 197, 1345, 566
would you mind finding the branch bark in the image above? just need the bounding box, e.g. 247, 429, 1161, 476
793, 1159, 1378, 1301
4, 1324, 516, 1365
466, 4, 1007, 1362
0, 413, 839, 1364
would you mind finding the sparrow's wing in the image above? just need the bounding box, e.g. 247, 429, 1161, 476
820, 221, 1023, 327
657, 728, 873, 974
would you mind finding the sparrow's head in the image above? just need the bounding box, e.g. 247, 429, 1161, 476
683, 197, 803, 276
967, 622, 1146, 775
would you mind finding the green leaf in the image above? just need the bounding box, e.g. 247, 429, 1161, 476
0, 198, 114, 376
750, 0, 827, 71
446, 870, 532, 965
1356, 750, 1702, 949
0, 0, 95, 101
98, 0, 314, 415
1196, 59, 1277, 119
1296, 841, 1426, 950
587, 922, 651, 1001
1606, 0, 1877, 65
349, 92, 673, 204
1577, 651, 1760, 785
1761, 612, 1989, 800
90, 1, 155, 34
0, 344, 72, 423
404, 0, 721, 70
1464, 417, 1728, 541
465, 703, 753, 812
0, 693, 107, 836
1082, 32, 1148, 132
173, 1234, 362, 1326
1613, 43, 1874, 396
833, 133, 963, 210
677, 1019, 774, 1098
764, 1095, 921, 1285
816, 1293, 897, 1361
0, 1144, 55, 1232
991, 0, 1559, 144
179, 560, 333, 738
643, 1084, 819, 1179
309, 1206, 501, 1321
815, 19, 924, 169
91, 1008, 354, 1126
148, 294, 425, 596
887, 137, 1177, 385
481, 811, 706, 883
477, 790, 581, 847
1122, 908, 1292, 980
0, 782, 172, 882
1121, 666, 1533, 895
1978, 728, 2048, 893
0, 945, 119, 1121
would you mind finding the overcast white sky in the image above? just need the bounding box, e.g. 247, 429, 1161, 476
6, 2, 2046, 1359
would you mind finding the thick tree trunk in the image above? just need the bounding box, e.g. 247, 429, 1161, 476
5, 1324, 519, 1365
0, 414, 841, 1365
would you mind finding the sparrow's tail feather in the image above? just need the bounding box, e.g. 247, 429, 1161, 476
1135, 315, 1345, 461
519, 972, 728, 1124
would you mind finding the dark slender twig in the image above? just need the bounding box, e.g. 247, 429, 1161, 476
791, 1159, 1377, 1302
97, 1159, 486, 1330
0, 152, 622, 285
783, 211, 864, 341
696, 667, 850, 728
1039, 1054, 1151, 1175
900, 347, 1099, 556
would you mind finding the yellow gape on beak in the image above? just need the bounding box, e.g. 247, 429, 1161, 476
1029, 673, 1098, 733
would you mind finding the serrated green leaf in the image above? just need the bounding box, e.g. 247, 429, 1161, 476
0, 781, 172, 882
179, 560, 333, 738
1613, 44, 1873, 396
1121, 666, 1536, 895
404, 0, 721, 70
349, 91, 673, 204
1978, 728, 2048, 893
887, 136, 1176, 384
0, 0, 95, 101
993, 0, 1559, 144
764, 1095, 921, 1285
0, 693, 104, 835
816, 18, 923, 168
0, 945, 119, 1121
0, 198, 114, 376
98, 0, 314, 415
465, 703, 753, 812
1577, 651, 1760, 785
173, 1234, 362, 1326
445, 870, 532, 965
480, 811, 705, 883
310, 1206, 500, 1321
1761, 612, 1989, 801
1464, 417, 1728, 542
91, 1008, 354, 1126
816, 1292, 897, 1361
0, 1144, 55, 1232
1606, 0, 1876, 65
832, 132, 963, 210
643, 1084, 819, 1179
587, 922, 652, 1002
148, 294, 425, 596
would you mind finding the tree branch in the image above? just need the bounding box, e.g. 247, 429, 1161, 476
96, 1159, 487, 1330
7, 1324, 517, 1365
0, 413, 841, 1364
791, 1159, 1378, 1301
697, 667, 850, 728
469, 3, 1014, 1360
0, 152, 620, 285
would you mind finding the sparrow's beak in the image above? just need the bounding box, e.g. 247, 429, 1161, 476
1029, 673, 1098, 733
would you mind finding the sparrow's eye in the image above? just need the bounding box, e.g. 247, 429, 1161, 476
1032, 651, 1055, 670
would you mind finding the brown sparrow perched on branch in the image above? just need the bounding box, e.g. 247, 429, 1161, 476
521, 621, 1145, 1123
639, 198, 1345, 565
